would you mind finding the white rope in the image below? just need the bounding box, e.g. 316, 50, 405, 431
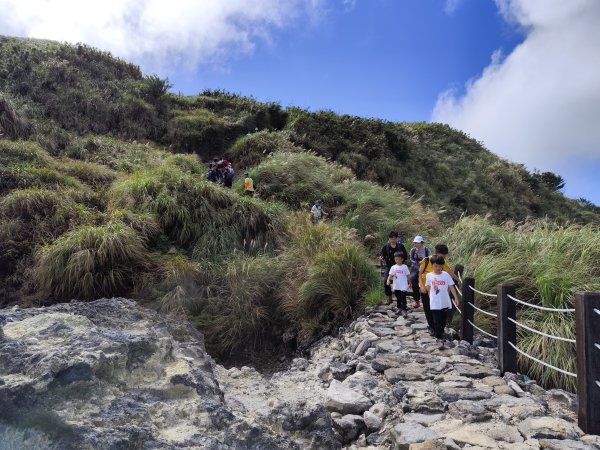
508, 341, 577, 378
468, 302, 498, 318
457, 271, 463, 283
456, 289, 462, 297
452, 300, 462, 315
597, 380, 600, 388
469, 285, 497, 298
508, 317, 576, 344
507, 294, 575, 313
595, 308, 600, 316
595, 343, 600, 351
467, 319, 496, 339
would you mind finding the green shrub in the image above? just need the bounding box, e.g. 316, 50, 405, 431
226, 130, 299, 169
33, 220, 151, 301
253, 151, 351, 209
198, 255, 284, 356
58, 158, 118, 186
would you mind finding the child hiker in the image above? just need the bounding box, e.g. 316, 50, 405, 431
425, 255, 459, 350
387, 251, 410, 318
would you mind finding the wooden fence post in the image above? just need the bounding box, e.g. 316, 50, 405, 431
575, 292, 600, 435
460, 277, 474, 344
497, 284, 517, 375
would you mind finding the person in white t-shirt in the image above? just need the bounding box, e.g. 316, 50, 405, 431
425, 255, 459, 349
387, 252, 410, 318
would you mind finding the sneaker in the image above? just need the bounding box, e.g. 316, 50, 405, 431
402, 310, 409, 318
427, 327, 435, 336
437, 339, 445, 350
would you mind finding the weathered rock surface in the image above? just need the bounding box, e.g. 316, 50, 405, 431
1, 299, 594, 450
0, 299, 336, 449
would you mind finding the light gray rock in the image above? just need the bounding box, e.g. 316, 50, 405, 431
333, 414, 365, 444
447, 400, 491, 423
342, 371, 379, 395
403, 413, 445, 426
385, 363, 432, 382
437, 386, 492, 403
325, 380, 373, 414
369, 402, 390, 420
371, 353, 410, 372
291, 357, 310, 371
517, 416, 580, 440
376, 339, 404, 353
330, 362, 354, 380
408, 440, 448, 450
370, 327, 396, 337
354, 338, 375, 356
362, 411, 383, 430
539, 439, 596, 450
0, 298, 321, 450
452, 363, 496, 379
391, 423, 440, 449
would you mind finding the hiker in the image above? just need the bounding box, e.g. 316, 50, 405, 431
425, 255, 459, 349
387, 251, 410, 318
379, 231, 408, 305
409, 235, 430, 309
311, 200, 327, 224
207, 163, 218, 183
223, 163, 234, 188
418, 243, 460, 336
243, 172, 254, 196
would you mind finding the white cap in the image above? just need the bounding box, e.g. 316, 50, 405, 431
413, 235, 424, 243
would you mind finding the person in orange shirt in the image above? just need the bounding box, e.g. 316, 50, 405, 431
243, 172, 254, 196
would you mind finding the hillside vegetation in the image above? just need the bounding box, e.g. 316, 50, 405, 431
1, 37, 599, 390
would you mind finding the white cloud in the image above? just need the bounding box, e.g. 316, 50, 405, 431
432, 0, 600, 170
444, 0, 464, 15
0, 0, 325, 72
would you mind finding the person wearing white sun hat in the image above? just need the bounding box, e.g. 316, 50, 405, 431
409, 235, 430, 309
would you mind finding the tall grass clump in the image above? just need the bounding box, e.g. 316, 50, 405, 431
279, 215, 378, 345
0, 97, 32, 139
58, 158, 118, 187
198, 255, 284, 356
33, 220, 151, 301
111, 166, 281, 257
253, 151, 351, 209
226, 130, 300, 169
339, 180, 442, 250
443, 216, 600, 391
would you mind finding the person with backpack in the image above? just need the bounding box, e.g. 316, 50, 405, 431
207, 163, 218, 183
409, 235, 430, 309
418, 243, 461, 336
311, 200, 328, 224
223, 163, 235, 188
379, 231, 408, 305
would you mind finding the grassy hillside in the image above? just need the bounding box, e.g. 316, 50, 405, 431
1, 37, 599, 390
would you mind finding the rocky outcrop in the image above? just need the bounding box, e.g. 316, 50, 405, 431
2, 299, 599, 449
0, 299, 335, 449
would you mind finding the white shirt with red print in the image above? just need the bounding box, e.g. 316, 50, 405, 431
389, 263, 410, 291
425, 271, 454, 310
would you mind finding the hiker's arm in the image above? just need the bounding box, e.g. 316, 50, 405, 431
418, 263, 426, 293
449, 284, 458, 299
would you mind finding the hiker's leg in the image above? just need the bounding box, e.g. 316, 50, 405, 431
422, 292, 434, 330
431, 308, 445, 339
410, 272, 420, 302
383, 268, 392, 304
399, 291, 407, 311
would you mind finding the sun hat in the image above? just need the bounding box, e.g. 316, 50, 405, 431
413, 235, 424, 243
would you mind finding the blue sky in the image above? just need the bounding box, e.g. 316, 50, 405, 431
3, 0, 599, 205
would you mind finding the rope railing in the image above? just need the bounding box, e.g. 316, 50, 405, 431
459, 275, 599, 434
456, 288, 462, 296
452, 299, 462, 314
508, 341, 577, 378
467, 319, 495, 339
468, 302, 497, 318
468, 285, 497, 298
507, 317, 576, 343
507, 294, 575, 313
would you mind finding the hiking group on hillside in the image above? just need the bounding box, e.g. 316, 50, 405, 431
207, 159, 255, 197
381, 232, 460, 349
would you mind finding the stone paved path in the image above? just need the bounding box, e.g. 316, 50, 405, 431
216, 304, 600, 449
